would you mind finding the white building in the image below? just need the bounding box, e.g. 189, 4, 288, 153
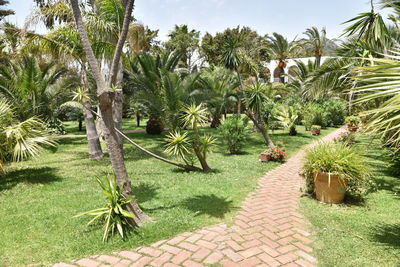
264, 56, 331, 83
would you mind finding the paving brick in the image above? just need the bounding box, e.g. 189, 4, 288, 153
149, 252, 172, 266
192, 248, 211, 261
97, 255, 120, 265
203, 252, 223, 265
182, 260, 205, 267
116, 251, 141, 262
76, 258, 100, 267
238, 256, 262, 267
138, 247, 162, 257
177, 241, 200, 252
130, 256, 151, 267
160, 244, 182, 255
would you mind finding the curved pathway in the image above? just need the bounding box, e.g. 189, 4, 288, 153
55, 128, 345, 267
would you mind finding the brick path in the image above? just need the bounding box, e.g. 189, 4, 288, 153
54, 128, 345, 267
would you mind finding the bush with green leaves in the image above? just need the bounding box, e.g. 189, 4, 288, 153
345, 116, 361, 126
74, 174, 135, 242
303, 103, 326, 130
218, 116, 249, 154
322, 98, 347, 126
164, 104, 216, 172
273, 104, 299, 136
303, 142, 372, 197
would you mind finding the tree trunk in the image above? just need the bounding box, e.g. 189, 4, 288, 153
81, 66, 104, 160
235, 68, 244, 116
70, 0, 150, 226
78, 120, 83, 131
83, 101, 104, 160
193, 147, 212, 172
136, 113, 140, 127
247, 112, 274, 146
113, 88, 124, 147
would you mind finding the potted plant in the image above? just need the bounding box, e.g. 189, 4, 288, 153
311, 125, 321, 136
345, 116, 360, 132
260, 145, 287, 162
303, 143, 371, 204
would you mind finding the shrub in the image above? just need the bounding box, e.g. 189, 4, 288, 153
303, 104, 326, 130
218, 116, 250, 154
334, 132, 356, 146
303, 142, 372, 197
74, 174, 135, 242
311, 125, 321, 130
322, 99, 347, 126
345, 116, 361, 126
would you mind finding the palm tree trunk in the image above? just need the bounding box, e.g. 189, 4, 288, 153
193, 147, 212, 172
70, 0, 150, 226
83, 101, 104, 160
81, 67, 104, 160
235, 68, 243, 116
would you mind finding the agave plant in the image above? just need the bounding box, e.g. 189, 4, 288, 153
74, 174, 135, 242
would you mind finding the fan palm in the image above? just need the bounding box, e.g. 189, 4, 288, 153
0, 99, 56, 172
302, 27, 330, 67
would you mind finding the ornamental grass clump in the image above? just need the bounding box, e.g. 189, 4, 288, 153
303, 142, 372, 197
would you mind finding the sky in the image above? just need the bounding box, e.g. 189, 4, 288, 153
6, 0, 384, 41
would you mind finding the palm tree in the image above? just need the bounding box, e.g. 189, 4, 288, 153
0, 99, 56, 172
69, 0, 152, 226
127, 23, 158, 57
352, 50, 400, 148
220, 34, 244, 115
0, 56, 76, 121
243, 82, 276, 146
198, 67, 239, 127
267, 33, 299, 83
302, 27, 329, 67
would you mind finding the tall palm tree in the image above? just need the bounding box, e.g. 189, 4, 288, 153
302, 27, 329, 67
127, 23, 158, 57
267, 33, 299, 83
69, 0, 152, 226
221, 33, 244, 115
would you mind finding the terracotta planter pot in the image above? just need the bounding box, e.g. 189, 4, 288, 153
311, 129, 320, 136
315, 172, 347, 204
260, 153, 272, 162
347, 125, 358, 133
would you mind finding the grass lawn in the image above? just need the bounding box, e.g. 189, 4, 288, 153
63, 118, 147, 135
0, 123, 335, 266
301, 135, 400, 267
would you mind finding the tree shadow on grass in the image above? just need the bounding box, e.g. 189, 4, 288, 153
180, 194, 235, 218
132, 183, 159, 204
0, 167, 61, 191
371, 223, 400, 248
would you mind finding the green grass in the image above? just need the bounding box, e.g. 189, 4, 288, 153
63, 118, 147, 135
301, 135, 400, 267
0, 124, 335, 266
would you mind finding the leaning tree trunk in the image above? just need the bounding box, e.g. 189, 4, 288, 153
70, 0, 150, 226
81, 67, 104, 160
247, 112, 275, 146
193, 147, 212, 172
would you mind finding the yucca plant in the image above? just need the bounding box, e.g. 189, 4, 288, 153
74, 174, 135, 242
164, 103, 216, 172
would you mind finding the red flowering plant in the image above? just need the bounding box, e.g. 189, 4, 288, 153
262, 145, 287, 162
